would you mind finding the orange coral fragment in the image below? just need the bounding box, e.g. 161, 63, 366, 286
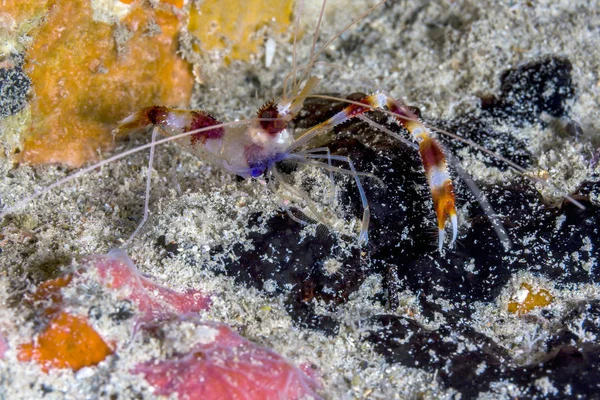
18, 0, 193, 167
507, 283, 554, 315
189, 0, 294, 63
18, 311, 113, 372
26, 274, 73, 318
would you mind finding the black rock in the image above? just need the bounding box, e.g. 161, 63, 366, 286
368, 299, 600, 399
481, 56, 574, 123
368, 312, 511, 398
0, 53, 31, 118
224, 214, 364, 335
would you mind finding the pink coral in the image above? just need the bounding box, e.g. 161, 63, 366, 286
134, 319, 322, 400
89, 249, 210, 323
86, 250, 321, 398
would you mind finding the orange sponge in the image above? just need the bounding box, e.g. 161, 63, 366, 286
507, 283, 554, 315
188, 0, 293, 63
18, 311, 114, 372
16, 0, 193, 166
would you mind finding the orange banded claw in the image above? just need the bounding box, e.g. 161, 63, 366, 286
291, 92, 459, 252
405, 120, 458, 251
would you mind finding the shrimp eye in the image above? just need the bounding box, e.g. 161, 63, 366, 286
257, 101, 286, 135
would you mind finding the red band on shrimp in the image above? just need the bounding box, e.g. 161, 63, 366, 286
385, 99, 421, 121
418, 136, 446, 173
257, 101, 287, 135
189, 111, 224, 147
146, 106, 169, 125
344, 102, 371, 118
115, 106, 169, 133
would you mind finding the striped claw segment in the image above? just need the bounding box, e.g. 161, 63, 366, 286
405, 120, 458, 251
293, 93, 459, 252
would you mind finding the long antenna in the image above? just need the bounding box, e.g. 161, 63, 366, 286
298, 0, 387, 86
307, 0, 328, 84
447, 153, 513, 251
291, 0, 304, 93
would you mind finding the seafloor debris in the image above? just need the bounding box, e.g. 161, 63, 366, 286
11, 250, 321, 399
507, 283, 554, 315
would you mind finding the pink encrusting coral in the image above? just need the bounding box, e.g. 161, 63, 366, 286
88, 249, 211, 323
133, 320, 322, 400
16, 249, 322, 398
90, 250, 321, 399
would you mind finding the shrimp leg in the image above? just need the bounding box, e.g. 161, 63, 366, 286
289, 153, 371, 245
124, 127, 159, 246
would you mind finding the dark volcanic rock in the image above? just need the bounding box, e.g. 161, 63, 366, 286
481, 56, 575, 123
367, 300, 600, 399
367, 313, 511, 398
0, 54, 31, 118
222, 214, 364, 335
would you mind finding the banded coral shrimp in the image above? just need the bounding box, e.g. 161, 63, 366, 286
0, 0, 459, 254
0, 0, 589, 271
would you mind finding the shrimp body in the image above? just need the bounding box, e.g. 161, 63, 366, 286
116, 103, 295, 178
